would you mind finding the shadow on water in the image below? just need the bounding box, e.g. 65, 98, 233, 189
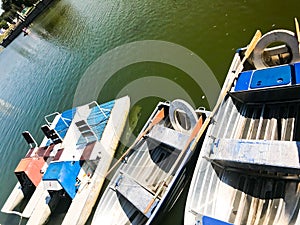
46, 196, 72, 225
32, 0, 85, 44
96, 62, 209, 111
3, 215, 27, 225
1, 0, 300, 224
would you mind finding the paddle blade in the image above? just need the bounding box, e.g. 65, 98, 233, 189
190, 115, 203, 140
183, 115, 203, 151
243, 30, 262, 60
151, 108, 165, 125
136, 107, 165, 139
144, 198, 155, 214
295, 18, 300, 43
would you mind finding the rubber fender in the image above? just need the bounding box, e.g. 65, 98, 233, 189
252, 29, 300, 69
169, 99, 198, 133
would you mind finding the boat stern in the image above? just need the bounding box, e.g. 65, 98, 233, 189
42, 161, 82, 199
14, 157, 46, 192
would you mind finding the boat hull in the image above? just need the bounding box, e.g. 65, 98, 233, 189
2, 96, 130, 225
62, 96, 130, 225
92, 100, 209, 225
185, 29, 300, 225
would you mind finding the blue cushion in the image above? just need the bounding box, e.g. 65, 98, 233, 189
234, 70, 253, 91
202, 216, 233, 225
250, 65, 291, 89
294, 62, 300, 84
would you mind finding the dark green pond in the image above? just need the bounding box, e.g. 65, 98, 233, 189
0, 0, 299, 224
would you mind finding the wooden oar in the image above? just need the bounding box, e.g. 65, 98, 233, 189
144, 115, 203, 214
295, 18, 300, 51
295, 18, 300, 42
105, 107, 165, 177
144, 30, 262, 214
192, 30, 262, 148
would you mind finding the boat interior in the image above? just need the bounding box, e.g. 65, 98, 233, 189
93, 101, 209, 225
119, 106, 202, 208
186, 30, 300, 225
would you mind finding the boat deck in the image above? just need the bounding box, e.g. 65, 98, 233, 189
185, 32, 300, 225
93, 120, 187, 224
186, 94, 300, 225
92, 101, 209, 225
2, 97, 130, 225
212, 98, 300, 141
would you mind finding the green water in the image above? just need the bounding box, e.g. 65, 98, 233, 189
0, 0, 299, 224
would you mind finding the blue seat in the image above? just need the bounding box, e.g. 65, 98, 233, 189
234, 70, 252, 91
202, 216, 233, 225
294, 62, 300, 84
250, 65, 292, 89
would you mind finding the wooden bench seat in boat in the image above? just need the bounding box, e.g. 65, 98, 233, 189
147, 125, 190, 150
114, 172, 159, 218
207, 138, 300, 175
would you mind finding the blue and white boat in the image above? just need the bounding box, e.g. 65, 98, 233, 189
2, 96, 130, 225
1, 103, 77, 217
185, 27, 300, 225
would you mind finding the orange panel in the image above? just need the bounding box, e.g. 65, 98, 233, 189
15, 157, 46, 187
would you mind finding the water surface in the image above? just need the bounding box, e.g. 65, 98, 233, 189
0, 0, 299, 224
